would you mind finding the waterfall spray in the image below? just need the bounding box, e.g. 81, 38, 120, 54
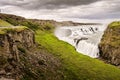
55, 24, 107, 58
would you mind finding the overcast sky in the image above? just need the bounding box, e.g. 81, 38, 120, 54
0, 0, 120, 23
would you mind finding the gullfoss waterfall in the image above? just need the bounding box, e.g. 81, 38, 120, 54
55, 24, 107, 58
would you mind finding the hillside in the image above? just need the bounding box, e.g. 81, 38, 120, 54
0, 13, 120, 80
99, 21, 120, 66
0, 19, 13, 27
0, 13, 100, 28
0, 20, 63, 80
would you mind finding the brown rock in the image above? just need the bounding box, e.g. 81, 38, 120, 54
0, 69, 6, 75
99, 23, 120, 66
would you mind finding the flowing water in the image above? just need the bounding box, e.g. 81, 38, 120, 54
55, 24, 107, 58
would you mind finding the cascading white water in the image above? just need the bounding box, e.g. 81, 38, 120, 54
54, 24, 107, 58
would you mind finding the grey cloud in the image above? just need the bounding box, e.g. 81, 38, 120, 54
0, 0, 29, 7
78, 12, 120, 19
44, 0, 100, 9
0, 0, 101, 10
0, 0, 120, 20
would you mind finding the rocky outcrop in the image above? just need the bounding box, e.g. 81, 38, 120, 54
99, 22, 120, 66
0, 27, 63, 80
0, 28, 35, 79
0, 29, 35, 61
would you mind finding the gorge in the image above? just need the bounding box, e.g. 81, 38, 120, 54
55, 24, 107, 58
0, 13, 120, 80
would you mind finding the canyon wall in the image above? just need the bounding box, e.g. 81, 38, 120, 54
0, 28, 35, 79
99, 22, 120, 66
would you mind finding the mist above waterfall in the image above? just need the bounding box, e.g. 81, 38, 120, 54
55, 24, 107, 58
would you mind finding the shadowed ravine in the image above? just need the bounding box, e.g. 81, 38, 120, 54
55, 24, 107, 58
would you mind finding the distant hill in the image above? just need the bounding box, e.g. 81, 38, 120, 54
0, 13, 100, 27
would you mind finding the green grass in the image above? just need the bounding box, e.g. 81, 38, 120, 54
102, 21, 120, 47
35, 30, 120, 80
0, 19, 13, 27
0, 20, 28, 34
109, 21, 120, 28
0, 26, 28, 34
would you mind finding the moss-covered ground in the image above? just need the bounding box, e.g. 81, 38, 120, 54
0, 26, 28, 34
0, 19, 13, 27
35, 30, 120, 80
101, 21, 120, 47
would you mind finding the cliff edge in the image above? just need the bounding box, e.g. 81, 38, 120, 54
0, 26, 62, 80
99, 21, 120, 66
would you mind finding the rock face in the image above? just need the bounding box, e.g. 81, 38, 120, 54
0, 27, 63, 80
99, 22, 120, 66
0, 29, 35, 61
0, 28, 35, 79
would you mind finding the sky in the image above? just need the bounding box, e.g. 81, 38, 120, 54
0, 0, 120, 23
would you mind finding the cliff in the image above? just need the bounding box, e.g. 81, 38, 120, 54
99, 21, 120, 66
0, 26, 62, 80
0, 27, 34, 79
0, 28, 35, 59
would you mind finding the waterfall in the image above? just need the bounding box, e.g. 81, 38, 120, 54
54, 24, 107, 58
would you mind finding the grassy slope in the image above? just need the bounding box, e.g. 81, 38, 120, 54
0, 13, 55, 31
0, 20, 28, 34
109, 21, 120, 47
109, 21, 120, 28
103, 21, 120, 47
0, 19, 13, 27
35, 30, 120, 80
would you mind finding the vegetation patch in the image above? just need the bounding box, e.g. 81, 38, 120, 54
101, 21, 120, 47
0, 26, 28, 34
109, 21, 120, 28
35, 30, 120, 80
0, 19, 13, 27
